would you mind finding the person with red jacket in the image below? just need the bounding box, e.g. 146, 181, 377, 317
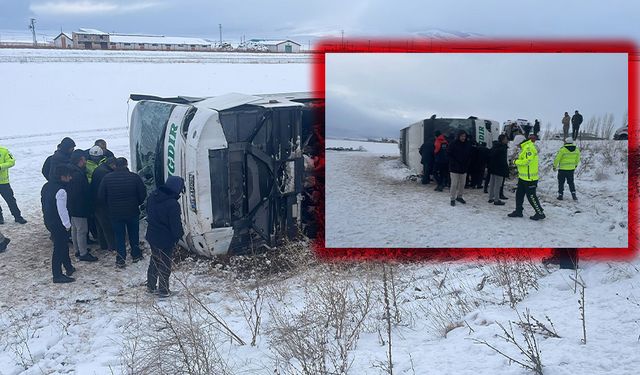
433, 131, 450, 191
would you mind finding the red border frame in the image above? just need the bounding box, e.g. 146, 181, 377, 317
313, 38, 639, 262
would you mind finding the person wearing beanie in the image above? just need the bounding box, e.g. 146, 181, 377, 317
0, 144, 27, 224
42, 137, 76, 181
145, 176, 185, 298
553, 137, 580, 201
67, 150, 98, 262
98, 157, 147, 267
507, 134, 545, 220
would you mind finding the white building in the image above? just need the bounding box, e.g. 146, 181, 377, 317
249, 39, 301, 53
53, 32, 73, 48
70, 28, 213, 51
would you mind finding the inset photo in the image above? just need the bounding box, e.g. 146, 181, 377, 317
325, 53, 629, 248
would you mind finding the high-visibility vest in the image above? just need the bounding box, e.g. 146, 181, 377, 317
0, 146, 15, 185
553, 144, 580, 171
514, 140, 539, 181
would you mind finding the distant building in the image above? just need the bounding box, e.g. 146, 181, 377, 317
72, 28, 109, 49
71, 28, 213, 51
249, 39, 301, 53
53, 32, 73, 48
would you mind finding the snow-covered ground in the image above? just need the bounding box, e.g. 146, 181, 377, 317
325, 139, 628, 248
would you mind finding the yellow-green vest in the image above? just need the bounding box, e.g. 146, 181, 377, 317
553, 144, 580, 171
86, 157, 105, 183
514, 140, 539, 181
0, 146, 15, 185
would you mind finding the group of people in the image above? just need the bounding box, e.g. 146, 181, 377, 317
0, 136, 186, 296
419, 116, 582, 221
563, 110, 584, 140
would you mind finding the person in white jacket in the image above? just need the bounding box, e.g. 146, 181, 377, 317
41, 165, 75, 283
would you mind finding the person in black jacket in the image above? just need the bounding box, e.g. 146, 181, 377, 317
41, 165, 75, 283
418, 142, 433, 184
98, 157, 147, 267
447, 130, 473, 206
67, 150, 98, 262
91, 158, 116, 252
487, 134, 510, 206
145, 176, 185, 297
571, 110, 583, 140
533, 119, 541, 137
42, 137, 75, 181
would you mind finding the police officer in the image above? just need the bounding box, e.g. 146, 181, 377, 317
0, 145, 27, 224
553, 137, 580, 201
508, 135, 545, 220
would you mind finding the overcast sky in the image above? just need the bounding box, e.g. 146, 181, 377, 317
326, 53, 628, 138
1, 1, 640, 41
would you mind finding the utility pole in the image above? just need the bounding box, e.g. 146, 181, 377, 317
219, 24, 222, 45
29, 18, 37, 46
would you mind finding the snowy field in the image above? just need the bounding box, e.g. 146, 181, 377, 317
0, 48, 309, 137
325, 139, 628, 248
0, 49, 639, 375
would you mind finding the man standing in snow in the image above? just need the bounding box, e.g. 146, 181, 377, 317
67, 150, 98, 262
562, 112, 571, 140
98, 157, 147, 268
553, 137, 580, 201
508, 135, 545, 220
145, 176, 185, 298
418, 141, 434, 184
0, 145, 27, 225
571, 110, 583, 140
487, 134, 509, 206
0, 229, 9, 252
42, 137, 76, 181
433, 131, 449, 191
41, 165, 75, 283
533, 119, 541, 137
447, 130, 472, 206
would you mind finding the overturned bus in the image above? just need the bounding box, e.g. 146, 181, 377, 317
129, 92, 322, 257
399, 116, 500, 174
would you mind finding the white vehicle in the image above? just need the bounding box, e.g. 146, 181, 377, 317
399, 115, 500, 175
129, 92, 322, 257
503, 118, 531, 140
614, 126, 628, 140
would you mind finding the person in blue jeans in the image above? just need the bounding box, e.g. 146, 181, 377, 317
98, 157, 147, 268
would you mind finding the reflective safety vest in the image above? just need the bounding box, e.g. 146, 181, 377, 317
553, 144, 580, 171
0, 146, 16, 185
514, 140, 539, 181
86, 157, 106, 183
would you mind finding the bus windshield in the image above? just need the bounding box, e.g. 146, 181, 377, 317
130, 101, 175, 197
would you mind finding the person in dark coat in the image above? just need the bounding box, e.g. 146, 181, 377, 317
447, 130, 473, 206
94, 139, 115, 159
42, 137, 76, 181
41, 165, 75, 283
91, 158, 116, 252
533, 119, 541, 137
67, 150, 98, 262
523, 122, 533, 138
418, 142, 434, 184
145, 176, 185, 297
487, 134, 510, 205
571, 110, 583, 140
98, 157, 147, 267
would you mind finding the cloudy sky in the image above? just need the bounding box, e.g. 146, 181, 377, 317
1, 0, 640, 41
326, 53, 628, 138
